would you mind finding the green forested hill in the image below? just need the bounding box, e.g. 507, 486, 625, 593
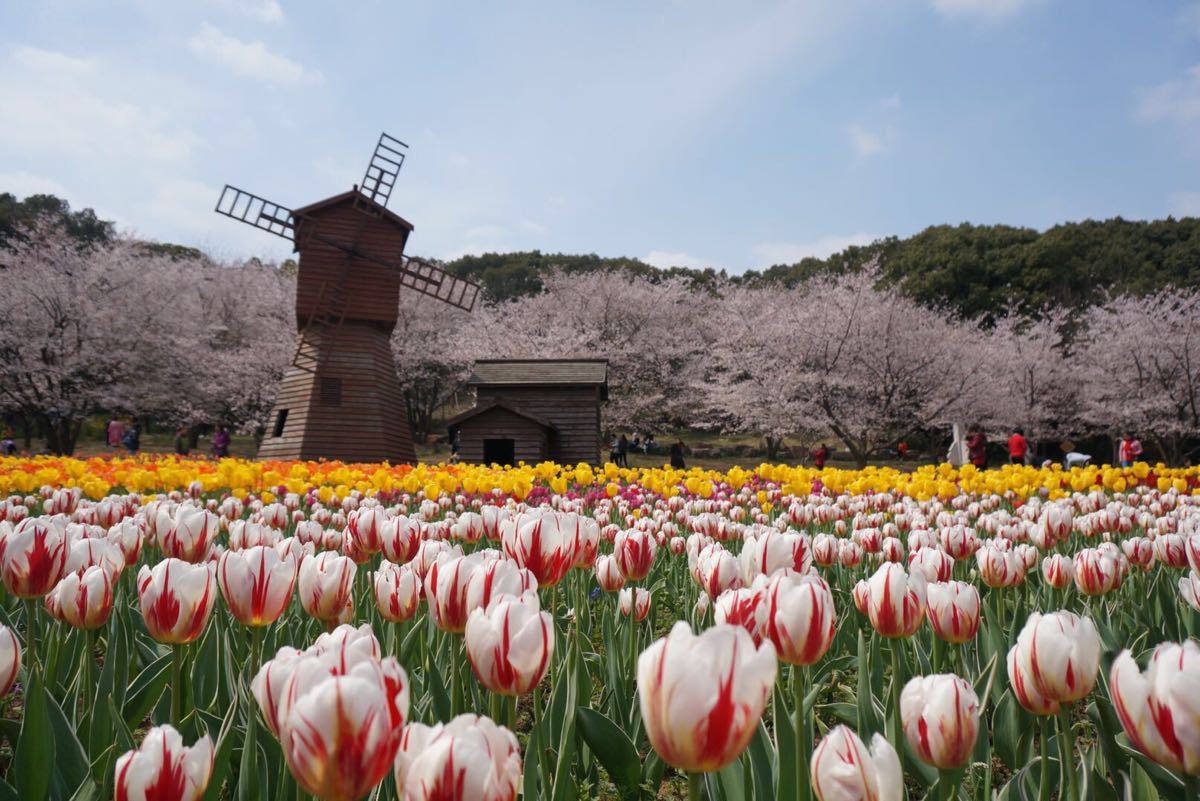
446, 217, 1200, 319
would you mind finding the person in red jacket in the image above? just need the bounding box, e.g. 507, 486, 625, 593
1007, 428, 1028, 465
966, 425, 989, 469
810, 443, 829, 469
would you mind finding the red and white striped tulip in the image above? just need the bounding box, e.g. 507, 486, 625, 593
1122, 537, 1155, 571
696, 543, 743, 598
2, 517, 68, 597
1040, 553, 1074, 589
1009, 610, 1101, 706
0, 625, 19, 697
297, 552, 357, 623
810, 725, 902, 801
1181, 571, 1200, 613
573, 516, 600, 568
594, 554, 626, 592
619, 587, 651, 621
925, 580, 981, 644
1110, 640, 1200, 776
426, 552, 490, 633
50, 565, 115, 630
1073, 547, 1124, 596
466, 556, 537, 615
393, 715, 522, 801
501, 513, 575, 588
137, 559, 217, 645
465, 591, 553, 695
107, 517, 144, 565
161, 504, 219, 563
374, 561, 422, 623
976, 543, 1025, 588
900, 674, 980, 769
755, 572, 836, 665
714, 580, 768, 646
115, 725, 213, 801
812, 533, 838, 567
637, 621, 777, 772
1154, 534, 1189, 569
739, 529, 812, 582
908, 547, 953, 583
614, 527, 657, 582
218, 545, 297, 627
864, 563, 926, 638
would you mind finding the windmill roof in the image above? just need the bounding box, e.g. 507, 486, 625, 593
293, 190, 415, 231
467, 359, 609, 388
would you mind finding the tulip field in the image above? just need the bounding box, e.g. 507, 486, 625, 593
0, 457, 1198, 801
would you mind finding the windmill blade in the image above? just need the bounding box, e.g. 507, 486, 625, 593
398, 256, 480, 312
357, 132, 407, 211
214, 185, 295, 241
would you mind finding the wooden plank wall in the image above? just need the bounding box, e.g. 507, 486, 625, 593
457, 407, 549, 464
474, 386, 601, 464
258, 323, 418, 464
294, 202, 407, 325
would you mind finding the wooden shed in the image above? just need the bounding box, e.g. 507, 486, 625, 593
447, 359, 608, 465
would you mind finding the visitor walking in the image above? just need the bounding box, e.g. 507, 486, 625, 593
1007, 428, 1028, 465
617, 434, 629, 467
1118, 433, 1143, 467
810, 443, 829, 469
609, 435, 621, 465
966, 425, 989, 470
212, 425, 231, 458
121, 420, 140, 455
669, 439, 686, 469
106, 417, 125, 449
173, 427, 190, 456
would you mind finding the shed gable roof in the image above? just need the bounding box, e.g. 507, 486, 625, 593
467, 359, 608, 388
445, 398, 558, 431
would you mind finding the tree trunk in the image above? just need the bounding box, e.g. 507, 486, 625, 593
36, 412, 80, 455
764, 436, 782, 461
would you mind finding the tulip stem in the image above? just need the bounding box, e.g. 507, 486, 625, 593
889, 638, 905, 758
687, 771, 704, 801
23, 598, 38, 679
794, 664, 812, 801
171, 644, 184, 729
81, 628, 96, 723
1058, 706, 1079, 801
1038, 715, 1051, 801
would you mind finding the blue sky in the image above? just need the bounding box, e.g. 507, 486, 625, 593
3, 0, 1199, 272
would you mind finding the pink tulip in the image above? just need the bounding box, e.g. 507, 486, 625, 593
50, 565, 115, 630
115, 725, 213, 801
925, 580, 981, 644
465, 592, 553, 695
298, 551, 357, 622
811, 725, 902, 801
755, 572, 836, 665
1110, 640, 1200, 776
613, 528, 657, 582
137, 559, 217, 645
218, 545, 296, 627
501, 513, 575, 588
594, 554, 626, 592
864, 563, 926, 638
2, 517, 68, 598
900, 674, 980, 769
637, 622, 777, 772
1009, 611, 1101, 707
393, 715, 522, 801
162, 504, 219, 563
619, 587, 651, 621
0, 625, 20, 697
374, 561, 422, 623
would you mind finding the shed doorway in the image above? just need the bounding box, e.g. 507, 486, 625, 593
483, 438, 516, 466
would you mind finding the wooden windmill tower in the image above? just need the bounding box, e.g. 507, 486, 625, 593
215, 133, 479, 464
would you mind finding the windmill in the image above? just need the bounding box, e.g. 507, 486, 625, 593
215, 132, 479, 463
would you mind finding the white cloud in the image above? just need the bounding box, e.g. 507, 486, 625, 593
751, 233, 877, 266
644, 250, 714, 270
844, 124, 885, 157
0, 46, 201, 163
187, 23, 313, 85
0, 171, 69, 199
1169, 191, 1200, 217
1139, 65, 1200, 125
931, 0, 1041, 19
